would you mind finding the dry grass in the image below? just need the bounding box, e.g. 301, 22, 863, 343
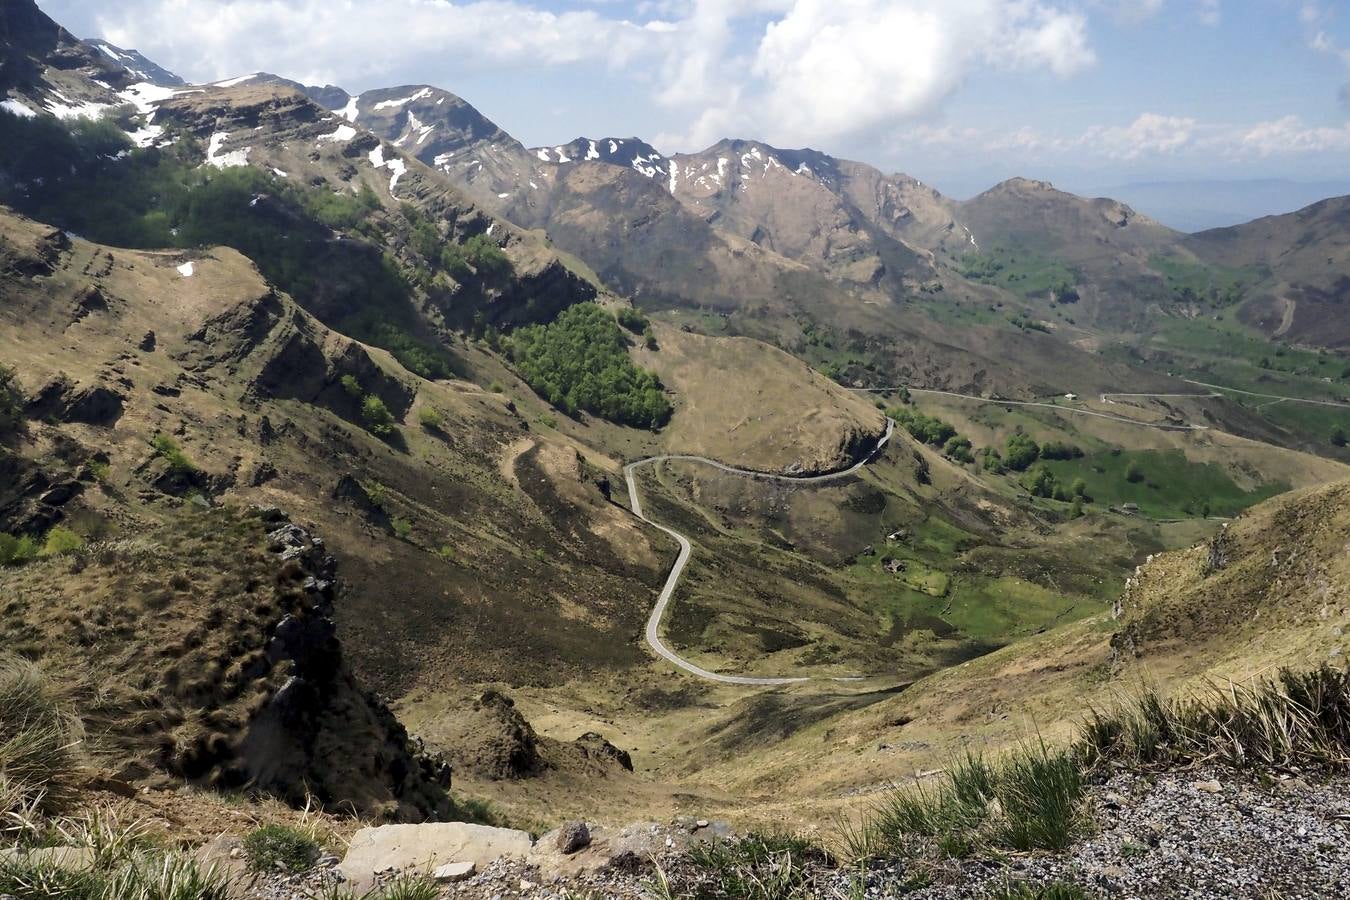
0, 654, 83, 821
1080, 665, 1350, 772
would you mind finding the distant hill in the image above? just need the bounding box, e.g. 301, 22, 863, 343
1082, 179, 1350, 233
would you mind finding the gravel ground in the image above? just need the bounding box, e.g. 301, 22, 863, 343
238, 772, 1350, 899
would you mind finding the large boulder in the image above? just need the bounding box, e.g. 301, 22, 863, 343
338, 822, 533, 891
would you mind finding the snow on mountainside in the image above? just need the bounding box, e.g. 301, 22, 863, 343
85, 39, 185, 86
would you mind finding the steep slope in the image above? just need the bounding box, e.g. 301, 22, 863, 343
84, 38, 185, 86
1111, 476, 1350, 670
950, 177, 1183, 329
1184, 196, 1350, 348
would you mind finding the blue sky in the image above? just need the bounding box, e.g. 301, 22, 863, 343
40, 0, 1350, 200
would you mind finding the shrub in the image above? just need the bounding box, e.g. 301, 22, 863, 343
391, 518, 413, 540
1039, 441, 1083, 460
1124, 460, 1144, 483
1332, 426, 1347, 448
41, 527, 84, 558
616, 308, 649, 334
0, 534, 39, 567
340, 374, 364, 398
150, 435, 198, 477
242, 823, 320, 874
509, 304, 672, 429
417, 406, 444, 430
1003, 432, 1040, 471
360, 395, 396, 436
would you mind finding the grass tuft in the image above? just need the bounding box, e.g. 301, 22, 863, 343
0, 655, 82, 818
242, 823, 321, 874
1079, 665, 1350, 773
650, 833, 829, 900
850, 742, 1086, 862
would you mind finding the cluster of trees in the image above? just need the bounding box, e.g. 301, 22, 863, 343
616, 307, 659, 349
509, 304, 673, 429
888, 406, 976, 463
1022, 464, 1090, 503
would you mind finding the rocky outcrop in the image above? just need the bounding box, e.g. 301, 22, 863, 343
339, 822, 534, 892
232, 509, 453, 821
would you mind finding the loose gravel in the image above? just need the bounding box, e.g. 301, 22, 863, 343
238, 772, 1350, 899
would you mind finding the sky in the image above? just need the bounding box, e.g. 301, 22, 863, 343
38, 0, 1350, 202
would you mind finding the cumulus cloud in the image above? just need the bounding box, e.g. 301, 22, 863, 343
88, 0, 1096, 153
1081, 112, 1198, 159
741, 0, 1094, 147
90, 0, 656, 85
1235, 115, 1350, 156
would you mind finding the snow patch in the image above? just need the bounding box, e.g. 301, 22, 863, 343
368, 144, 385, 168
608, 140, 619, 154
372, 88, 433, 110
386, 158, 406, 192
497, 192, 510, 198
585, 140, 599, 160
177, 261, 195, 277
433, 152, 454, 168
1, 99, 36, 118
205, 132, 251, 168
536, 149, 551, 162
318, 124, 356, 143
213, 73, 259, 88
554, 146, 571, 163
529, 181, 538, 189
116, 82, 181, 114
667, 162, 677, 195
486, 223, 496, 236
45, 89, 110, 120
126, 124, 164, 148
338, 96, 360, 122
95, 44, 127, 62
273, 168, 289, 178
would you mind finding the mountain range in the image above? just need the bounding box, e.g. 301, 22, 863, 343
2, 1, 1350, 891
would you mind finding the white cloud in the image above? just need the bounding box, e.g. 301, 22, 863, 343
1082, 112, 1198, 159
92, 0, 655, 85
1235, 115, 1350, 156
650, 0, 1094, 148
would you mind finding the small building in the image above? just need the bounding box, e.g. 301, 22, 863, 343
1064, 393, 1077, 401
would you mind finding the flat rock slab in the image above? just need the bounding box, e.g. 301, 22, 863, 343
434, 860, 477, 882
339, 822, 533, 891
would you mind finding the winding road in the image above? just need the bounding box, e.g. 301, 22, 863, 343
851, 387, 1210, 431
623, 418, 894, 685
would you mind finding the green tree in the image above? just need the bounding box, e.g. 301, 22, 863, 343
1124, 460, 1144, 483
1023, 464, 1057, 498
1332, 426, 1348, 448
1070, 477, 1089, 500
1003, 432, 1040, 471
943, 435, 974, 464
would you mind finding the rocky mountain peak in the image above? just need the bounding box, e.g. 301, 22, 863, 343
84, 39, 185, 86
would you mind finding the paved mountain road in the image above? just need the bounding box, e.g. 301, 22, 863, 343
623, 418, 894, 685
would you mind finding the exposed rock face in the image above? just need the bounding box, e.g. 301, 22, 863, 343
234, 512, 454, 821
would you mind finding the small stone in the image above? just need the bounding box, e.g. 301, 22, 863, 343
433, 861, 476, 883
695, 819, 709, 829
555, 821, 591, 854
1194, 780, 1223, 794
520, 878, 536, 891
